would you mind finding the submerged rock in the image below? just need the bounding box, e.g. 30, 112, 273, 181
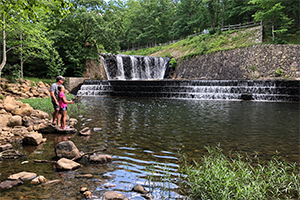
76, 174, 93, 178
0, 179, 23, 190
89, 154, 112, 164
102, 191, 128, 200
79, 127, 90, 136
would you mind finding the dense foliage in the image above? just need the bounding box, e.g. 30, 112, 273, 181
1, 0, 299, 78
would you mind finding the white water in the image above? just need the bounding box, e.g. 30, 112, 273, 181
102, 54, 169, 80
116, 55, 125, 80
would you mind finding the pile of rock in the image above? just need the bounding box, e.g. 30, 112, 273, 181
0, 96, 49, 143
1, 78, 50, 99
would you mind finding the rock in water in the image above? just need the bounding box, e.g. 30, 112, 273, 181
79, 127, 91, 136
22, 132, 43, 145
0, 179, 23, 190
55, 140, 81, 159
102, 191, 128, 200
56, 158, 81, 170
89, 154, 112, 164
8, 171, 37, 181
132, 184, 148, 194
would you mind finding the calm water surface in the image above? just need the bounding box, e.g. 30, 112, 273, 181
0, 97, 299, 199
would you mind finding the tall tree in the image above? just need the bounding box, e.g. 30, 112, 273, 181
51, 0, 120, 76
249, 0, 294, 43
0, 0, 70, 81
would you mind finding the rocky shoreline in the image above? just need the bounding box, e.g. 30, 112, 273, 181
0, 79, 151, 199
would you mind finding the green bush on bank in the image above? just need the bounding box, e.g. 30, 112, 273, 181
178, 146, 300, 200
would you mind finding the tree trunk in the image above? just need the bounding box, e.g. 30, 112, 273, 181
272, 25, 275, 41
222, 1, 225, 28
20, 30, 23, 80
0, 13, 7, 84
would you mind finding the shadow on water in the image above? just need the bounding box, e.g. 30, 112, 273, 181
1, 97, 299, 199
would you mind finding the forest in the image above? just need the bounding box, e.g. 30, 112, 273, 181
0, 0, 299, 78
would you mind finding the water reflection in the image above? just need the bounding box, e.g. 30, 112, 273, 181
1, 97, 299, 199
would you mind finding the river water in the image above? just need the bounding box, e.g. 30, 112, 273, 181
0, 97, 299, 199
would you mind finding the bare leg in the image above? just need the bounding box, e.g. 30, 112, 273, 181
57, 112, 62, 127
52, 109, 59, 124
62, 110, 67, 128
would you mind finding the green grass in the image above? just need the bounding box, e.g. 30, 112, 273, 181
122, 28, 261, 60
23, 77, 54, 86
19, 94, 90, 118
178, 146, 300, 200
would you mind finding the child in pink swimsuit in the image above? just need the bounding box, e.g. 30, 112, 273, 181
57, 85, 74, 129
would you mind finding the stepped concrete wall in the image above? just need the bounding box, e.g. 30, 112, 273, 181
176, 44, 300, 80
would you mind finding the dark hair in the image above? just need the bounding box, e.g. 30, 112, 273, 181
56, 75, 65, 82
58, 85, 64, 91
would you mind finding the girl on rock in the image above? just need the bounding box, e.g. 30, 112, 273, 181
57, 85, 74, 129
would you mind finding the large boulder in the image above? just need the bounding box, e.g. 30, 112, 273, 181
0, 109, 7, 114
56, 158, 81, 170
4, 103, 18, 112
39, 123, 77, 134
22, 116, 34, 127
11, 103, 33, 117
3, 96, 17, 106
22, 132, 43, 145
102, 191, 128, 200
31, 110, 49, 119
8, 115, 22, 127
11, 126, 28, 136
0, 114, 12, 127
55, 141, 81, 159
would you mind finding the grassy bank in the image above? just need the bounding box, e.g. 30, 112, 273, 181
20, 94, 89, 118
122, 27, 261, 60
177, 146, 300, 200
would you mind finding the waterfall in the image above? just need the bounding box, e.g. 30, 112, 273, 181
77, 80, 300, 102
102, 54, 169, 80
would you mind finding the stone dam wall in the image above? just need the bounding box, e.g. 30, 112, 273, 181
176, 44, 300, 80
67, 44, 299, 93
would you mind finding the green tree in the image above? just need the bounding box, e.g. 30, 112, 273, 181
224, 0, 258, 25
0, 0, 70, 81
51, 0, 120, 76
173, 0, 202, 38
119, 0, 175, 50
249, 0, 294, 43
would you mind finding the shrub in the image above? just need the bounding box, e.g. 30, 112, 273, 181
179, 146, 300, 200
170, 58, 177, 68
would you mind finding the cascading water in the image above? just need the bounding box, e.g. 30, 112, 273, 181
77, 79, 300, 102
101, 54, 169, 80
77, 54, 300, 102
